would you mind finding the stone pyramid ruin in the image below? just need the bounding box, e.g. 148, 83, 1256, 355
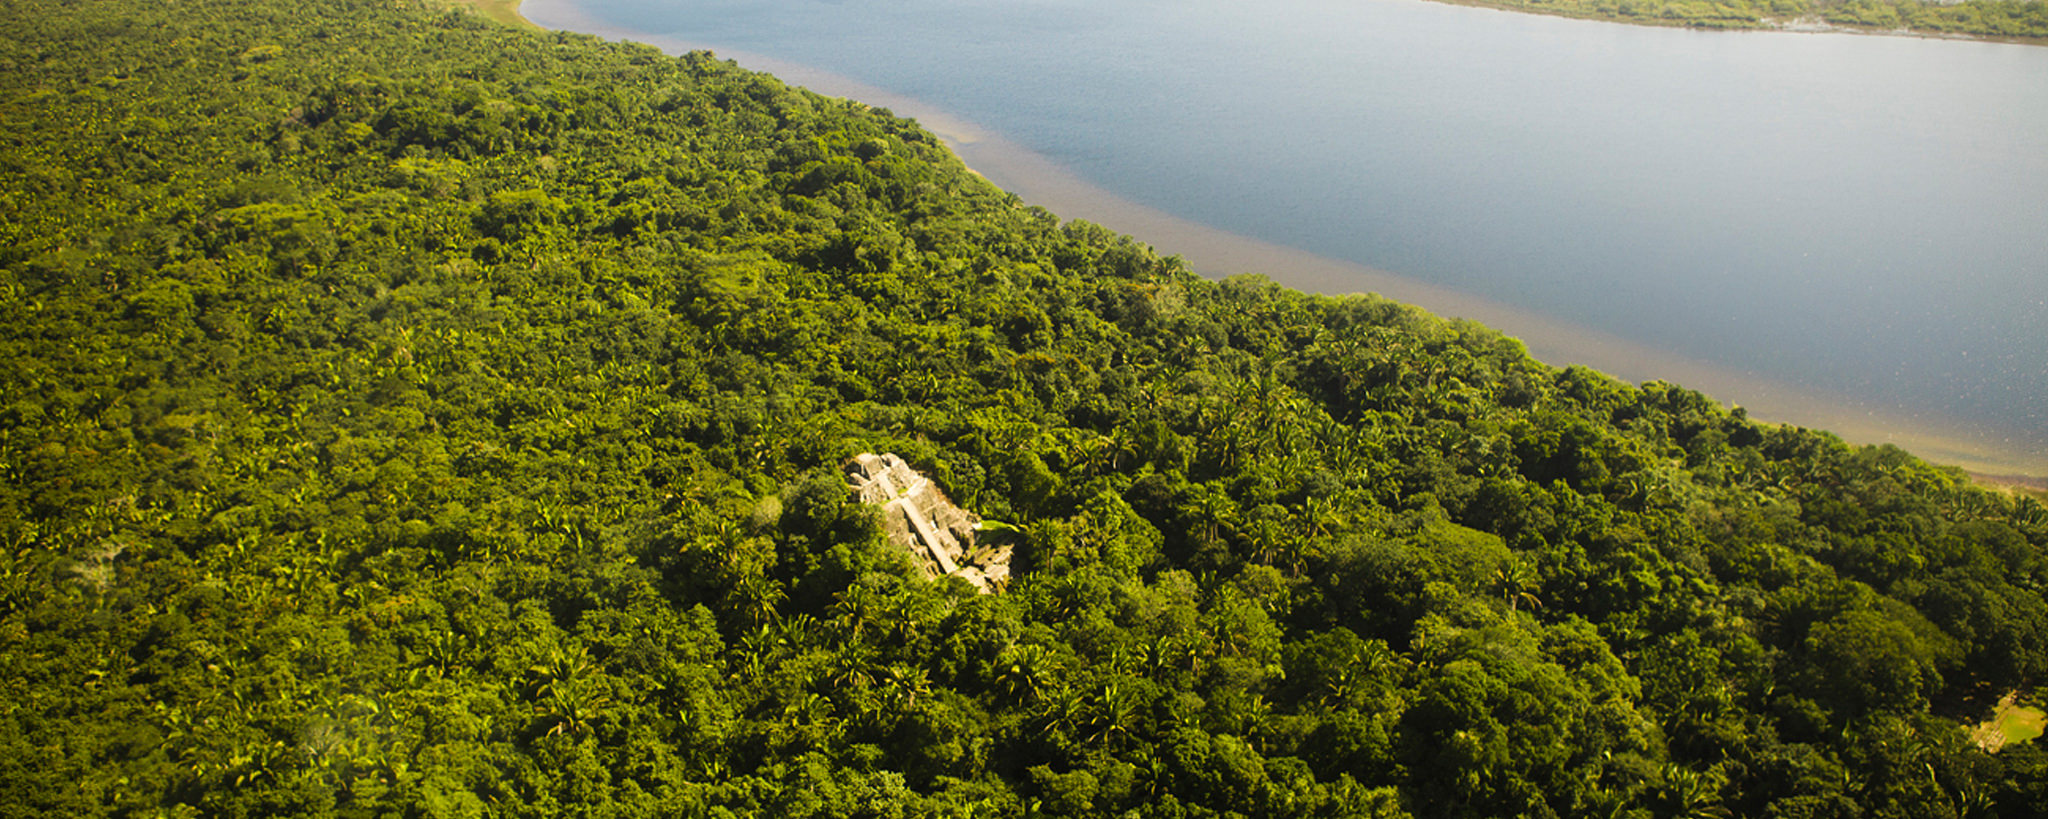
844, 453, 1012, 594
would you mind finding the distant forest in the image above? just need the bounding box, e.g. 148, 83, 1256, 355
4, 0, 2048, 816
1446, 0, 2048, 37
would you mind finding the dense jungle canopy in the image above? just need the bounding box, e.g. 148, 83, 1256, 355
3, 0, 2048, 816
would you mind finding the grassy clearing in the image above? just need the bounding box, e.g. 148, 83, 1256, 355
1997, 704, 2047, 744
1971, 692, 2046, 752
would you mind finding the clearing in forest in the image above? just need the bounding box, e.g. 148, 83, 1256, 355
1971, 691, 2046, 751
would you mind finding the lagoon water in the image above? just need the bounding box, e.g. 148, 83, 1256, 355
526, 0, 2048, 476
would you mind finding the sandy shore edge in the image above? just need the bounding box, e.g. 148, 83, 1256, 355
444, 0, 535, 29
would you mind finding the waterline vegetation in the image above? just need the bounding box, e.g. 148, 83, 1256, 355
1437, 0, 2048, 40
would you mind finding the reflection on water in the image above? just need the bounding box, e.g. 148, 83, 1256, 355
523, 0, 2046, 478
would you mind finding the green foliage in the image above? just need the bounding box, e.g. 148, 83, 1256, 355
4, 0, 2048, 816
1452, 0, 2048, 38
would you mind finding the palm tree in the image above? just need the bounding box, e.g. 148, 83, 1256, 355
1656, 763, 1731, 819
994, 643, 1056, 703
1491, 561, 1544, 613
1080, 681, 1142, 749
830, 583, 880, 642
878, 664, 932, 711
729, 572, 784, 627
535, 677, 614, 738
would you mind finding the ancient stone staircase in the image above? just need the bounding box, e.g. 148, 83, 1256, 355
844, 453, 1012, 593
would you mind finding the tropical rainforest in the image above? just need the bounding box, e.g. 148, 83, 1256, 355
4, 0, 2048, 816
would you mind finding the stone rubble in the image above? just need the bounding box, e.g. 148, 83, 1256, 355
844, 453, 1011, 594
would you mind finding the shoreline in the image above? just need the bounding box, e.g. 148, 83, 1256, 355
1428, 0, 2048, 46
444, 0, 536, 29
481, 0, 2048, 46
507, 0, 2047, 481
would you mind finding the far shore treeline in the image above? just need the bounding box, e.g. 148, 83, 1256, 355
1440, 0, 2048, 39
5, 0, 2048, 816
